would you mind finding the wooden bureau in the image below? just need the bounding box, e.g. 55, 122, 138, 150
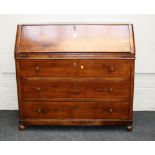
14, 24, 135, 131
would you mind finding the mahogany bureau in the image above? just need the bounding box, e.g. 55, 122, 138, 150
14, 24, 135, 131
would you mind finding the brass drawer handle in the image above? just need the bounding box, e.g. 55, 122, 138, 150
109, 65, 115, 72
109, 108, 113, 113
80, 65, 84, 69
73, 62, 78, 67
35, 66, 40, 72
36, 87, 41, 92
109, 88, 113, 93
37, 108, 42, 113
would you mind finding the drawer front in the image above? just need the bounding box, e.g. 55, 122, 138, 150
22, 101, 129, 119
21, 77, 130, 100
18, 60, 131, 78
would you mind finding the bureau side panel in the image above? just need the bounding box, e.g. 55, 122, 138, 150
15, 60, 23, 120
129, 59, 135, 120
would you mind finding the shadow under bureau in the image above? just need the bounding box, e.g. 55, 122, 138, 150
14, 24, 135, 131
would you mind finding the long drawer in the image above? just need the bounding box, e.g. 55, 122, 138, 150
21, 77, 130, 101
22, 101, 129, 119
18, 59, 131, 78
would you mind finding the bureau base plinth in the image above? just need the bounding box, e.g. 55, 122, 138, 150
18, 119, 132, 131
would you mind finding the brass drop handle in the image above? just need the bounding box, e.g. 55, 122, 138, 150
109, 88, 113, 93
36, 87, 41, 92
35, 66, 40, 72
109, 108, 113, 113
73, 62, 77, 67
80, 65, 84, 69
37, 108, 42, 113
109, 65, 115, 72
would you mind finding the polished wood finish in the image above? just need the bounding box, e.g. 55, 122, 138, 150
15, 24, 135, 130
22, 101, 129, 119
18, 59, 131, 78
21, 77, 130, 100
18, 25, 131, 53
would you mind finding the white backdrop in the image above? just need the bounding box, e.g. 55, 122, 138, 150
0, 14, 155, 110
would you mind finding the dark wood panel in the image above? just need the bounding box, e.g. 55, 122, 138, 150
21, 77, 130, 100
22, 101, 129, 119
19, 59, 131, 78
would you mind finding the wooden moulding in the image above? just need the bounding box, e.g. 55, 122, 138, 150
20, 119, 132, 126
15, 52, 135, 60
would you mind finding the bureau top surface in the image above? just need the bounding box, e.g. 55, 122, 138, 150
15, 24, 135, 53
